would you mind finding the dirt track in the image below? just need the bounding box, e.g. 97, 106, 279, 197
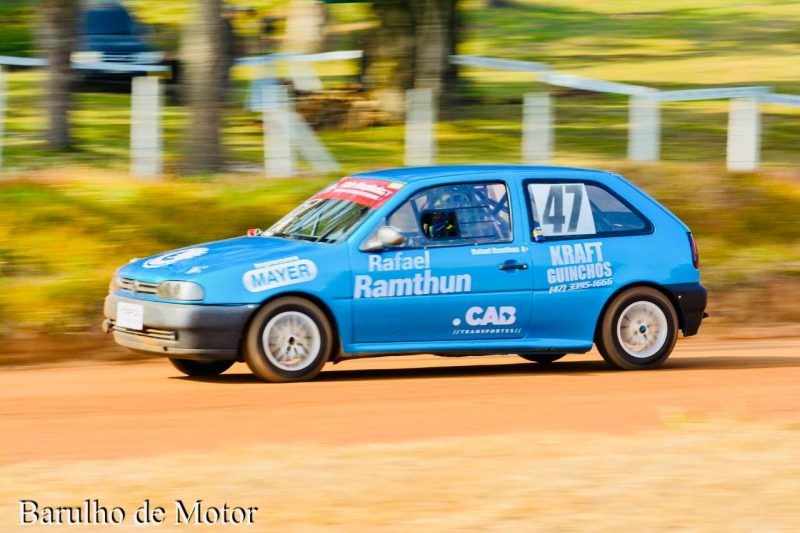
2, 337, 800, 464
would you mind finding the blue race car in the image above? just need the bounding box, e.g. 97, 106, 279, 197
103, 166, 707, 382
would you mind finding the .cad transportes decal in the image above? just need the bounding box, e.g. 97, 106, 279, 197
451, 305, 522, 336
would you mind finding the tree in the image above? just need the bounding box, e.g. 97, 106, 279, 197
365, 0, 460, 119
182, 0, 229, 174
42, 0, 79, 150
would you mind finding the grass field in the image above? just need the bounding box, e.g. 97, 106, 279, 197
2, 419, 799, 530
1, 1, 799, 341
0, 170, 326, 333
0, 165, 798, 337
2, 0, 800, 173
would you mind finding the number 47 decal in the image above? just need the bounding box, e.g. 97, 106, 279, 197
529, 183, 597, 236
543, 184, 583, 233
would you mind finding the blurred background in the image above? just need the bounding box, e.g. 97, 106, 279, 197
2, 4, 800, 531
0, 0, 799, 361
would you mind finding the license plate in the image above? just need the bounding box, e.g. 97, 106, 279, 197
117, 302, 144, 330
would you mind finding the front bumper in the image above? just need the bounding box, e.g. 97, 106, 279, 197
664, 283, 708, 337
103, 293, 257, 361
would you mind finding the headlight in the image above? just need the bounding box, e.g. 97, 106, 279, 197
134, 51, 165, 64
109, 276, 123, 291
71, 51, 103, 63
156, 281, 205, 301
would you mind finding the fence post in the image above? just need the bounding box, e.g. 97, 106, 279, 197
291, 111, 340, 173
628, 94, 660, 161
130, 76, 162, 178
263, 84, 295, 177
0, 67, 6, 173
522, 92, 553, 164
404, 88, 436, 166
727, 96, 761, 171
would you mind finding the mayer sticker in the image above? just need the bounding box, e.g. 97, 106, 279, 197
243, 257, 318, 292
143, 247, 209, 269
313, 178, 404, 209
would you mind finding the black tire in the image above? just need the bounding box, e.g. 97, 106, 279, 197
244, 297, 334, 383
596, 286, 678, 370
169, 358, 234, 377
518, 353, 565, 364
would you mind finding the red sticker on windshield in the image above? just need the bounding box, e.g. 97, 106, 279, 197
312, 179, 404, 208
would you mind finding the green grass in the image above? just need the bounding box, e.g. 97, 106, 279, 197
0, 0, 33, 56
0, 171, 329, 332
6, 69, 796, 174
1, 0, 799, 173
0, 166, 798, 333
1, 1, 800, 335
461, 0, 800, 92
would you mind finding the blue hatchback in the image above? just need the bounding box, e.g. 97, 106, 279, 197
103, 165, 707, 382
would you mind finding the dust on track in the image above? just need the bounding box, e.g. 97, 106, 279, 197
2, 337, 799, 464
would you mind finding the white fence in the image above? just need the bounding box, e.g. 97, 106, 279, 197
0, 52, 798, 176
0, 51, 361, 177
450, 54, 800, 172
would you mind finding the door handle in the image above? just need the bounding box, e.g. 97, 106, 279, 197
498, 261, 528, 271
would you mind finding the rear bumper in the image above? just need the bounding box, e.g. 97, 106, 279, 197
664, 282, 708, 337
103, 293, 257, 361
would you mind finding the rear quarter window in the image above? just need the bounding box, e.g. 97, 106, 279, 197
526, 181, 651, 240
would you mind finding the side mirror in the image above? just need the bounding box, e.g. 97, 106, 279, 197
362, 226, 405, 252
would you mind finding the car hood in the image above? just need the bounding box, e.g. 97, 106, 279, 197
117, 236, 326, 282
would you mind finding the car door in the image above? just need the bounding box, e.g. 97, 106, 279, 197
524, 178, 653, 344
349, 180, 534, 345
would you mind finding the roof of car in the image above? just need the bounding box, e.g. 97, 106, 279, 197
350, 165, 614, 184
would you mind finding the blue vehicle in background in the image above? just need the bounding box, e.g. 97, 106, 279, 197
73, 1, 171, 80
103, 165, 707, 382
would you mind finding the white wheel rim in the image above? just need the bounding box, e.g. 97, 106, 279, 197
616, 301, 668, 359
261, 311, 321, 372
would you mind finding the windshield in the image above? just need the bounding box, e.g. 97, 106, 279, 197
83, 7, 136, 36
267, 199, 372, 243
266, 177, 406, 243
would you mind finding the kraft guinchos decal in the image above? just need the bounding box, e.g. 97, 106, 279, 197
143, 247, 209, 269
354, 250, 472, 298
546, 241, 613, 292
243, 256, 318, 292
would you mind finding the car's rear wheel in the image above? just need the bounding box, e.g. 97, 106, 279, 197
169, 358, 234, 377
597, 286, 678, 370
518, 353, 565, 364
244, 297, 334, 383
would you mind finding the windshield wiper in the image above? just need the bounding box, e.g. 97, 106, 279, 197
270, 232, 318, 242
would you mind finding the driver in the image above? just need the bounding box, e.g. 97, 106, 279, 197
424, 210, 456, 238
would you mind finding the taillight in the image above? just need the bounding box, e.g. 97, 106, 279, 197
688, 232, 699, 269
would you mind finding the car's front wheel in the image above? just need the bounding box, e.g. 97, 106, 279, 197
169, 358, 234, 377
596, 286, 678, 370
244, 297, 334, 383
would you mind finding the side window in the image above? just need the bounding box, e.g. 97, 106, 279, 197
527, 182, 648, 239
380, 182, 512, 248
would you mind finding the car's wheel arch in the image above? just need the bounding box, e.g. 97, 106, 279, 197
593, 282, 682, 344
235, 291, 341, 363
